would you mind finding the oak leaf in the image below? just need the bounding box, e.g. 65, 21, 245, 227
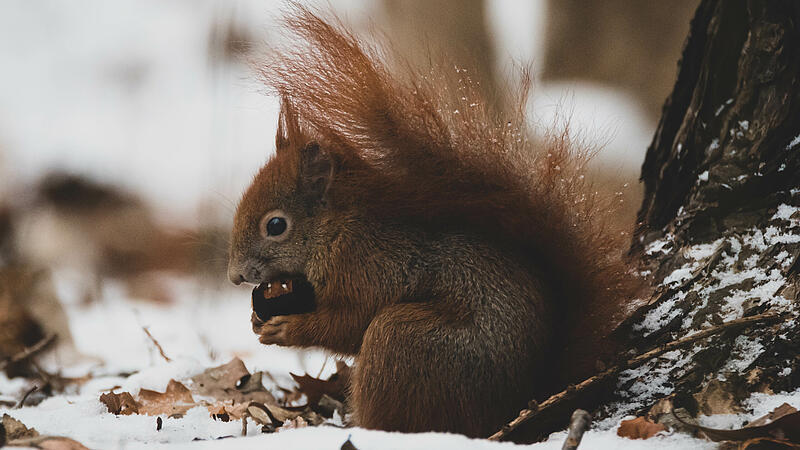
617, 416, 667, 439
99, 391, 140, 415
137, 379, 195, 417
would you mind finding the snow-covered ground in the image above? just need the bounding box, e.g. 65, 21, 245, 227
0, 271, 730, 449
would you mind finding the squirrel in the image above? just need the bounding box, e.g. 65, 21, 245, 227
228, 7, 636, 440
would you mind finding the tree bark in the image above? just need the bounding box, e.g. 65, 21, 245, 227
624, 0, 800, 415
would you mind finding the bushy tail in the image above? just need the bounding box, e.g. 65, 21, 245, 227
259, 5, 641, 387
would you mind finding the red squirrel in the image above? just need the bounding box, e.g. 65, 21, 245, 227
228, 7, 635, 439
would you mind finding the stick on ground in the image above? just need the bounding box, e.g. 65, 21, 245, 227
562, 409, 591, 450
488, 310, 790, 441
142, 327, 172, 362
0, 334, 57, 372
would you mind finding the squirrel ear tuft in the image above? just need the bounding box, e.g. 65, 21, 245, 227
299, 142, 334, 205
276, 96, 304, 152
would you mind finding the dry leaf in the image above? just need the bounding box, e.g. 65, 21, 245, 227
25, 436, 90, 450
207, 401, 248, 422
617, 416, 667, 439
190, 357, 275, 405
99, 391, 140, 415
2, 413, 39, 440
138, 379, 195, 417
693, 380, 744, 415
341, 437, 359, 450
747, 403, 797, 428
281, 416, 308, 430
246, 403, 276, 425
290, 361, 351, 406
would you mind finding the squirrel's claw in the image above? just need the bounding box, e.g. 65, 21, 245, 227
254, 315, 291, 346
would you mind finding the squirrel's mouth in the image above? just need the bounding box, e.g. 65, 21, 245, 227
251, 277, 315, 322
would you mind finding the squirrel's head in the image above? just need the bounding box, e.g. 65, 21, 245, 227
228, 99, 334, 320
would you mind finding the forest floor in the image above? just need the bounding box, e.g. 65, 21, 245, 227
4, 270, 790, 449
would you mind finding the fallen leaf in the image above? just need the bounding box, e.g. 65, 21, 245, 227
317, 394, 346, 418
207, 401, 247, 422
190, 357, 275, 405
290, 361, 351, 406
281, 416, 308, 430
747, 403, 797, 428
23, 436, 90, 450
246, 402, 275, 425
138, 379, 195, 417
693, 379, 744, 415
99, 391, 140, 415
617, 416, 667, 439
2, 413, 39, 440
341, 437, 359, 450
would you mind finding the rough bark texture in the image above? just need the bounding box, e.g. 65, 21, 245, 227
621, 0, 800, 416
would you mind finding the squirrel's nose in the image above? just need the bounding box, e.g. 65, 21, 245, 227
227, 265, 246, 285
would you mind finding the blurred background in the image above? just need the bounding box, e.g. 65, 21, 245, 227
0, 0, 698, 385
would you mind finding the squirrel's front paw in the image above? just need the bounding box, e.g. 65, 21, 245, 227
253, 315, 291, 346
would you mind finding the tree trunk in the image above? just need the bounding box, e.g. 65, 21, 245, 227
623, 0, 800, 415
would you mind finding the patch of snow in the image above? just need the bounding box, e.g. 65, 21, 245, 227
616, 347, 699, 408
720, 335, 764, 373
787, 133, 800, 150
695, 413, 745, 429
645, 235, 674, 255
745, 388, 800, 420
697, 170, 709, 182
663, 265, 696, 287
772, 204, 800, 225
684, 240, 722, 261
633, 291, 687, 334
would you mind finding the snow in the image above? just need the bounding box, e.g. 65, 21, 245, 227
787, 133, 800, 150
720, 335, 764, 373
684, 240, 722, 260
772, 204, 800, 227
697, 170, 709, 182
662, 265, 695, 286
645, 236, 673, 255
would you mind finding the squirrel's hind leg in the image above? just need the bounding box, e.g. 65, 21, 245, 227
351, 302, 533, 438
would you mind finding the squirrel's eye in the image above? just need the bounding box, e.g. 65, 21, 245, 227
266, 217, 287, 236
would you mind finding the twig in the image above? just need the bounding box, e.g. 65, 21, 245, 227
488, 311, 790, 441
241, 413, 249, 437
142, 326, 172, 362
561, 409, 591, 450
0, 334, 57, 372
16, 385, 38, 409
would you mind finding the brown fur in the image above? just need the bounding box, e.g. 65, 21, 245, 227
229, 6, 637, 440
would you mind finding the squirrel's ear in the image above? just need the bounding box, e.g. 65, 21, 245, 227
299, 142, 335, 205
276, 96, 303, 152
